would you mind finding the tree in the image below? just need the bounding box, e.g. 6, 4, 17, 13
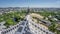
48, 22, 57, 32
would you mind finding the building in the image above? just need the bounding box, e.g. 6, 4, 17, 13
0, 15, 54, 34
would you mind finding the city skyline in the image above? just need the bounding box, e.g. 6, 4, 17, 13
0, 0, 60, 8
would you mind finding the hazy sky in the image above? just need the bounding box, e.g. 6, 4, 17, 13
0, 0, 60, 8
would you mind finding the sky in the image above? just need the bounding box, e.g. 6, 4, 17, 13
0, 0, 60, 8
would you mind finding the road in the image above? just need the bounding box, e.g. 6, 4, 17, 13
15, 15, 54, 34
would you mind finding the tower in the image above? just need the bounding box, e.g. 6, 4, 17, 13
26, 7, 30, 15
